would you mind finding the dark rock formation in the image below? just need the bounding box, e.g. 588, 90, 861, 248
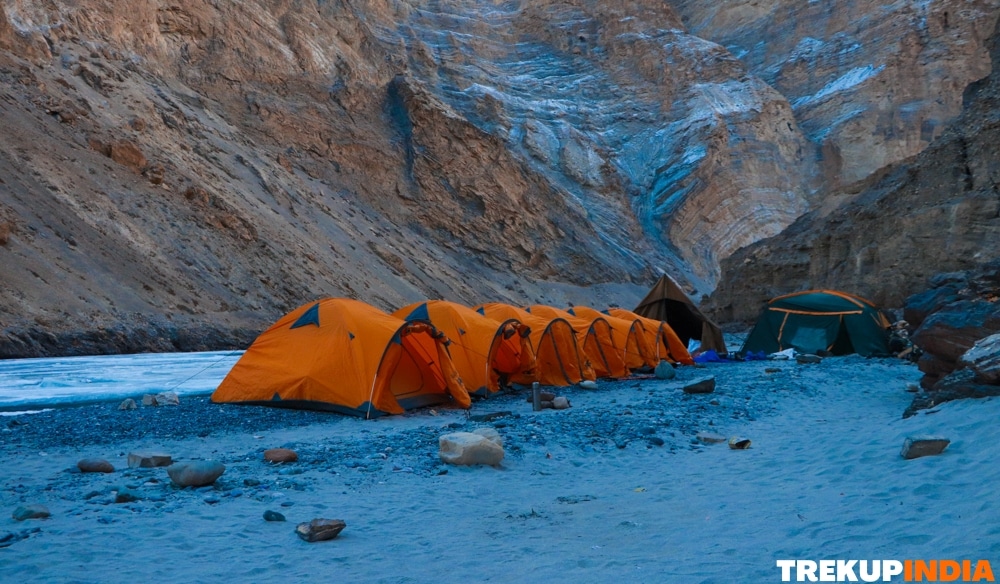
707, 16, 1000, 323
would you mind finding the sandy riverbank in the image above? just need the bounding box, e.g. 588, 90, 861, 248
2, 355, 997, 583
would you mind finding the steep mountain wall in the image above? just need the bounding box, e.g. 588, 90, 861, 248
1, 0, 998, 356
706, 16, 1000, 323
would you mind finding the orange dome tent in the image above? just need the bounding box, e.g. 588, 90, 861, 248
568, 305, 658, 370
211, 298, 470, 418
607, 307, 694, 365
474, 302, 594, 386
527, 305, 628, 379
393, 300, 534, 397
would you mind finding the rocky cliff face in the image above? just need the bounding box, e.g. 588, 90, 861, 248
672, 0, 999, 191
1, 0, 997, 356
706, 15, 1000, 323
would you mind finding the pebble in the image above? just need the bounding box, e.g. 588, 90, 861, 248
654, 361, 676, 380
696, 432, 728, 445
166, 461, 225, 488
901, 436, 950, 459
264, 448, 298, 463
728, 436, 752, 450
12, 505, 50, 521
128, 452, 173, 469
296, 518, 346, 542
263, 510, 286, 522
114, 489, 141, 503
77, 458, 115, 473
683, 377, 716, 394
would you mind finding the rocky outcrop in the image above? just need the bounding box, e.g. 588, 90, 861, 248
672, 0, 1000, 191
707, 15, 1000, 323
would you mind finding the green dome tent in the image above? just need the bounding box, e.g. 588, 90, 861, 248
741, 290, 892, 357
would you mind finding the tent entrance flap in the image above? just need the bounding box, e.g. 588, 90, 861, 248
388, 331, 447, 400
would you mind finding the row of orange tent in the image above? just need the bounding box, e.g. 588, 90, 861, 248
211, 298, 694, 419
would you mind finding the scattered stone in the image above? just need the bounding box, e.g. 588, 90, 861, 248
901, 436, 951, 460
469, 411, 512, 422
118, 398, 137, 410
296, 518, 346, 542
646, 436, 665, 446
905, 383, 920, 393
155, 391, 180, 406
166, 460, 226, 487
114, 488, 140, 503
728, 436, 752, 450
683, 377, 716, 394
128, 452, 173, 468
764, 367, 782, 374
244, 478, 261, 487
552, 396, 571, 409
12, 505, 50, 521
263, 510, 286, 522
654, 361, 676, 380
696, 432, 727, 445
709, 399, 720, 406
439, 432, 505, 466
141, 394, 158, 407
796, 354, 822, 364
539, 400, 554, 409
579, 380, 598, 389
77, 458, 114, 473
264, 448, 298, 463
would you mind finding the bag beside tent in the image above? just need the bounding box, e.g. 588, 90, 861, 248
393, 300, 534, 397
528, 304, 628, 379
211, 298, 470, 418
634, 274, 726, 354
568, 305, 657, 370
474, 303, 595, 386
740, 290, 892, 357
606, 307, 694, 365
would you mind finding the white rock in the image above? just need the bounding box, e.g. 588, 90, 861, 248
552, 396, 571, 409
155, 391, 180, 406
579, 380, 598, 389
439, 432, 505, 466
472, 427, 503, 447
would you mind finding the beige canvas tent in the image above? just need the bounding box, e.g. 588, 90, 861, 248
633, 274, 726, 354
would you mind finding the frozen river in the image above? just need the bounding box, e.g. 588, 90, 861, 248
0, 351, 243, 411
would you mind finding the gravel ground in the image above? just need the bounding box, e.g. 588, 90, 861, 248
1, 357, 817, 475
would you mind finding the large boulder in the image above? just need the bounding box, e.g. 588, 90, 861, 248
438, 432, 505, 466
958, 333, 1000, 384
